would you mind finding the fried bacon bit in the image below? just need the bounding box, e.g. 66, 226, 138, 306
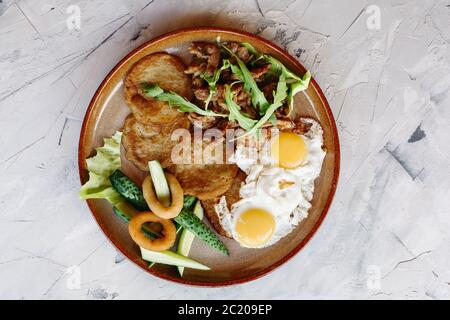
193, 87, 210, 101
188, 42, 220, 75
228, 42, 251, 62
215, 118, 239, 131
261, 81, 277, 102
260, 118, 313, 136
250, 64, 271, 79
191, 76, 204, 88
187, 112, 218, 129
262, 119, 295, 130
192, 82, 253, 118
184, 58, 207, 76
291, 119, 313, 135
230, 83, 249, 106
220, 69, 233, 83
275, 107, 289, 118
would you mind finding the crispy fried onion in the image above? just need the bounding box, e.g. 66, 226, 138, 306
142, 173, 184, 219
128, 212, 176, 251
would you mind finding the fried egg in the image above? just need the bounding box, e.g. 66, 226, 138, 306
216, 118, 326, 248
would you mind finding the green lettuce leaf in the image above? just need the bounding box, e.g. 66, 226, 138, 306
141, 83, 227, 118
79, 131, 124, 205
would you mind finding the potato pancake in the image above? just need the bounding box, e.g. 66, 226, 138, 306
124, 53, 192, 125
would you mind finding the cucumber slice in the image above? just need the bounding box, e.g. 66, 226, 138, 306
177, 200, 204, 276
110, 170, 149, 211
174, 210, 229, 255
112, 205, 132, 223
110, 169, 183, 233
140, 247, 210, 270
183, 195, 197, 212
148, 160, 171, 207
114, 200, 138, 217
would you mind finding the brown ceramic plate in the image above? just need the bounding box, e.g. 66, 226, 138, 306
78, 27, 340, 286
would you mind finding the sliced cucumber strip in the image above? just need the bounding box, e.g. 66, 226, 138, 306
183, 195, 197, 212
148, 160, 171, 207
112, 205, 132, 223
110, 170, 148, 211
114, 200, 138, 218
140, 247, 210, 270
174, 210, 229, 255
177, 200, 204, 276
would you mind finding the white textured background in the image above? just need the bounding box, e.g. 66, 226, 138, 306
0, 0, 449, 299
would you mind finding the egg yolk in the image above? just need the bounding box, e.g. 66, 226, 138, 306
235, 208, 275, 247
271, 132, 308, 169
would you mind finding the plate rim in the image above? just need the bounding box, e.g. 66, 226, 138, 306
78, 26, 340, 287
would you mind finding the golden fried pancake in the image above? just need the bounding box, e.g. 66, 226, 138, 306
128, 94, 191, 127
125, 53, 192, 100
124, 53, 192, 125
202, 170, 247, 238
167, 163, 238, 201
122, 115, 190, 171
165, 136, 239, 200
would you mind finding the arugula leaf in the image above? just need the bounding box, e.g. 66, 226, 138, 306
263, 55, 301, 81
240, 42, 262, 59
273, 73, 289, 105
229, 62, 244, 81
261, 55, 311, 114
221, 44, 269, 112
200, 60, 231, 109
224, 83, 257, 131
141, 83, 227, 118
201, 60, 230, 86
237, 73, 288, 139
140, 84, 164, 97
158, 91, 228, 117
287, 70, 311, 113
202, 91, 215, 111
79, 131, 124, 205
240, 42, 265, 65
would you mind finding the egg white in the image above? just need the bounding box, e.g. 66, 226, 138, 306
216, 118, 326, 248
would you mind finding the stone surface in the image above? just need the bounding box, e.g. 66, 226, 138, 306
0, 0, 449, 299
